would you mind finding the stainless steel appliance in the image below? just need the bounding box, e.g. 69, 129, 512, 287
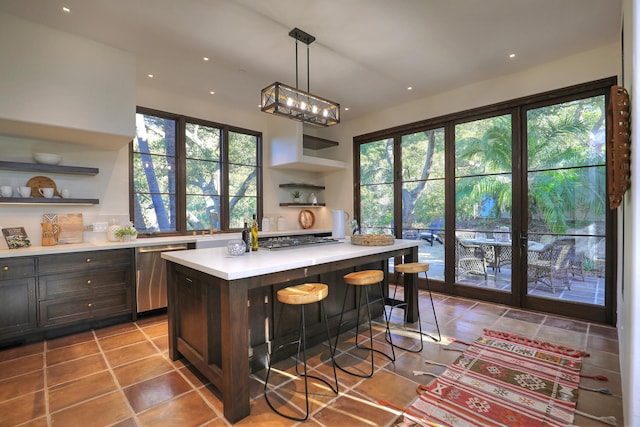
135, 244, 189, 313
259, 235, 341, 250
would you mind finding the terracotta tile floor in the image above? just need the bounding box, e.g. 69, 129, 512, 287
0, 292, 623, 426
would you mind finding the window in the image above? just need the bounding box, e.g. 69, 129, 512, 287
133, 108, 261, 234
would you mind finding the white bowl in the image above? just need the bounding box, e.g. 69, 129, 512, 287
33, 153, 62, 165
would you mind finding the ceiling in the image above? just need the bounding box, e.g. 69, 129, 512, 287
0, 0, 622, 123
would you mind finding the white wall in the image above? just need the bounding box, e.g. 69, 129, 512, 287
0, 11, 136, 247
0, 11, 135, 141
621, 0, 639, 424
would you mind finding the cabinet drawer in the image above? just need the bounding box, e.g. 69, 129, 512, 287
38, 249, 132, 274
0, 257, 36, 280
38, 268, 131, 300
38, 289, 132, 326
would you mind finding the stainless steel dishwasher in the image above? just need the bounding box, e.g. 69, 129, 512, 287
135, 244, 189, 313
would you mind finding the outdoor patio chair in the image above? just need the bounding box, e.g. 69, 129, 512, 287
421, 218, 444, 246
528, 238, 575, 293
456, 237, 487, 279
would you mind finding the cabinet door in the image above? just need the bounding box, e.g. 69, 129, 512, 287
0, 278, 37, 337
175, 270, 208, 362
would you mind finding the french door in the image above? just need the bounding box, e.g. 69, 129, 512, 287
451, 94, 610, 322
355, 78, 615, 324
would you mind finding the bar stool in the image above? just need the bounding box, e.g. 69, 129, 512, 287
263, 283, 338, 421
386, 262, 441, 353
333, 270, 395, 378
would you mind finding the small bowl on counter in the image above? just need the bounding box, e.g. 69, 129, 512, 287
227, 239, 246, 256
33, 153, 62, 165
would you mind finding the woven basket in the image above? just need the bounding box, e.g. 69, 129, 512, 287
350, 234, 395, 246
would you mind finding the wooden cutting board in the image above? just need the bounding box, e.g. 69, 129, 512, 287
42, 213, 84, 244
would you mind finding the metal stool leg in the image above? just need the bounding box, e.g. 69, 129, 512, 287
334, 281, 395, 378
264, 300, 338, 421
386, 270, 441, 352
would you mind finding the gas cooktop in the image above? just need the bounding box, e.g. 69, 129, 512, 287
259, 236, 341, 250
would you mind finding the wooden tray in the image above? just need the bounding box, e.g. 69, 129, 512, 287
42, 213, 84, 244
350, 234, 395, 246
27, 176, 61, 198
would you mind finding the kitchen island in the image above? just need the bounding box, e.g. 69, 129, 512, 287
162, 238, 419, 423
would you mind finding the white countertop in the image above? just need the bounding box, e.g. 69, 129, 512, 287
161, 238, 419, 280
0, 228, 331, 258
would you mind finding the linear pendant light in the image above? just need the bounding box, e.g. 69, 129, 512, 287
260, 27, 340, 127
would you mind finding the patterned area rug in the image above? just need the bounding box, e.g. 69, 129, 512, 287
397, 329, 588, 427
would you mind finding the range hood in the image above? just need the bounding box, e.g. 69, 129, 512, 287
269, 120, 345, 172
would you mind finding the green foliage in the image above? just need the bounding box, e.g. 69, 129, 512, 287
358, 95, 606, 236
133, 113, 259, 232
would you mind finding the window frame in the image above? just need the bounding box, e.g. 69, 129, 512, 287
131, 106, 262, 236
353, 77, 617, 324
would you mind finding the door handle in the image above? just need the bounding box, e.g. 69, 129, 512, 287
520, 233, 528, 248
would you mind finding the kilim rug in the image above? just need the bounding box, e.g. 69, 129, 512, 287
395, 329, 589, 427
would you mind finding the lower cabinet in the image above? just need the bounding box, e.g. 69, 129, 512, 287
38, 266, 132, 326
0, 258, 37, 339
0, 249, 134, 345
0, 278, 37, 338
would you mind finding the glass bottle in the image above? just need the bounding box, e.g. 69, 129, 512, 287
251, 214, 259, 251
242, 221, 250, 252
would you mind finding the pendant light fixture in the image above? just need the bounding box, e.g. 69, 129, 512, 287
260, 27, 340, 127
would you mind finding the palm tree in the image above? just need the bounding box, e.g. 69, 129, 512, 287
455, 97, 604, 234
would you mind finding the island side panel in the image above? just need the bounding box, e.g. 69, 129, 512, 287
404, 249, 419, 322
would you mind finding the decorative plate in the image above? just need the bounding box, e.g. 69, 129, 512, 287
26, 176, 61, 198
298, 209, 315, 229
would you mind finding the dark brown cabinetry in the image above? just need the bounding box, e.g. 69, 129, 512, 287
38, 249, 133, 327
0, 249, 134, 346
0, 258, 37, 339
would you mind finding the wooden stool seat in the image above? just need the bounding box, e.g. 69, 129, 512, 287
343, 270, 384, 286
277, 283, 328, 305
394, 262, 429, 274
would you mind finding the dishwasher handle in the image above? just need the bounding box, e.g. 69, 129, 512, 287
137, 244, 189, 253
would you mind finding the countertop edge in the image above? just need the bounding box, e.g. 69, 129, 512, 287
0, 228, 331, 258
162, 238, 420, 280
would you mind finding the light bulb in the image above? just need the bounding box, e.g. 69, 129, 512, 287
300, 101, 307, 110
312, 105, 318, 114
323, 109, 329, 117
286, 97, 294, 107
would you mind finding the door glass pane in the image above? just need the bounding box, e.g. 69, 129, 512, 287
185, 123, 221, 231
401, 129, 445, 281
526, 96, 606, 305
360, 138, 394, 234
455, 114, 513, 290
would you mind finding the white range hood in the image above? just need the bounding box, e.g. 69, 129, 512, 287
269, 120, 345, 172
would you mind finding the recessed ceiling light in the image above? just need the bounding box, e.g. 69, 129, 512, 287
147, 74, 154, 78
209, 91, 215, 95
62, 6, 70, 12
407, 86, 413, 91
509, 53, 516, 58
344, 107, 350, 111
203, 57, 209, 61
